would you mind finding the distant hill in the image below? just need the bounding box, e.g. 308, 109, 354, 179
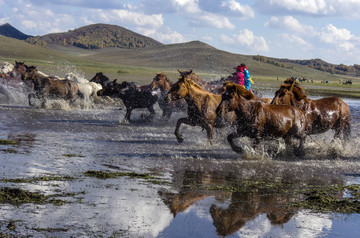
30, 23, 163, 49
0, 23, 32, 40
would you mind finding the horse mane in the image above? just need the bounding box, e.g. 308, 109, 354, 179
183, 76, 204, 90
225, 83, 255, 100
278, 79, 310, 102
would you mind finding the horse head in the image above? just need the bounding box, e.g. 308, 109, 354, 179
271, 87, 295, 105
216, 84, 242, 116
150, 72, 171, 91
168, 76, 189, 101
90, 72, 110, 88
10, 61, 27, 78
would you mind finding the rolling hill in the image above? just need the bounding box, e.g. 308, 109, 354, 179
0, 23, 32, 40
33, 23, 163, 49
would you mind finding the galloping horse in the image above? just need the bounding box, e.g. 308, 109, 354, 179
216, 84, 307, 156
98, 80, 158, 122
168, 75, 236, 144
22, 65, 79, 106
150, 72, 187, 120
271, 78, 351, 140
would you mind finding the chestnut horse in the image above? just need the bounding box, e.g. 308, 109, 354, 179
216, 84, 307, 156
271, 78, 351, 140
177, 69, 213, 92
22, 65, 79, 106
150, 72, 187, 120
216, 82, 272, 103
98, 80, 158, 122
168, 75, 236, 144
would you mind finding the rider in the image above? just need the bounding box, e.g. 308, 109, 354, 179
232, 65, 245, 86
241, 63, 253, 90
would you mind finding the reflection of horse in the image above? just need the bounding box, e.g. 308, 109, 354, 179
89, 72, 111, 88
98, 80, 158, 122
150, 73, 187, 120
271, 78, 351, 140
168, 75, 235, 144
210, 190, 296, 236
22, 66, 80, 106
217, 84, 306, 155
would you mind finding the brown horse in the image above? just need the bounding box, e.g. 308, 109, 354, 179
168, 75, 235, 144
216, 84, 307, 156
177, 69, 213, 92
22, 65, 79, 106
271, 78, 351, 140
150, 72, 187, 120
216, 82, 272, 103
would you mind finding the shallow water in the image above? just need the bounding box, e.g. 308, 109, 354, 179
1, 90, 360, 237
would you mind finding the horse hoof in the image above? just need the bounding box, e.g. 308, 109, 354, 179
176, 136, 184, 143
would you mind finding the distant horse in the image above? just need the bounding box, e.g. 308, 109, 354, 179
89, 72, 111, 88
97, 80, 158, 122
216, 84, 307, 156
271, 78, 351, 140
150, 72, 187, 120
168, 75, 236, 144
22, 66, 80, 106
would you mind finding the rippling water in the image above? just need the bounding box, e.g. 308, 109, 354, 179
1, 87, 360, 237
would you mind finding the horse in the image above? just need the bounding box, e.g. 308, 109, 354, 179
271, 78, 351, 140
168, 75, 236, 144
216, 84, 307, 156
97, 80, 158, 122
150, 72, 187, 120
22, 65, 80, 107
65, 72, 102, 102
177, 69, 213, 92
89, 72, 111, 88
215, 82, 272, 103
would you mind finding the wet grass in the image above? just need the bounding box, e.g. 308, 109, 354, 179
0, 187, 66, 205
0, 139, 17, 145
1, 175, 76, 183
84, 170, 158, 180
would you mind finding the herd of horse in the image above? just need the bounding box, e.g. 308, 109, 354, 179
0, 61, 351, 157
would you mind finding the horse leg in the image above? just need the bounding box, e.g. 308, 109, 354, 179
204, 123, 214, 145
147, 106, 156, 121
174, 117, 196, 143
124, 108, 132, 122
227, 131, 244, 154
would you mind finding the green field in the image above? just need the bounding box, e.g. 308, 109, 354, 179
1, 35, 359, 98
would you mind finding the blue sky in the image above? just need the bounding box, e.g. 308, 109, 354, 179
1, 0, 360, 65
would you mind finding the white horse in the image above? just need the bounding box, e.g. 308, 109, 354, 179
0, 62, 14, 74
65, 72, 103, 102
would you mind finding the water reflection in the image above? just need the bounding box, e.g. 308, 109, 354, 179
159, 169, 348, 237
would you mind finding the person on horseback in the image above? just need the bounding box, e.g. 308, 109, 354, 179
241, 63, 253, 90
231, 65, 245, 86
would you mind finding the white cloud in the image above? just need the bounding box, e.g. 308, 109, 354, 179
221, 29, 269, 52
319, 24, 355, 51
265, 16, 315, 35
255, 0, 360, 17
279, 33, 313, 50
138, 27, 185, 44
221, 0, 255, 19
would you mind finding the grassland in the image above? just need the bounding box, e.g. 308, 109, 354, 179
1, 35, 359, 98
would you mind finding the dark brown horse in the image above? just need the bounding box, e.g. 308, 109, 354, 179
89, 72, 111, 88
271, 78, 351, 140
98, 80, 158, 122
216, 84, 307, 156
150, 72, 187, 120
168, 75, 236, 144
22, 65, 79, 106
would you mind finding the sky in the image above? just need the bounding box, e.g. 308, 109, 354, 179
1, 0, 360, 65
